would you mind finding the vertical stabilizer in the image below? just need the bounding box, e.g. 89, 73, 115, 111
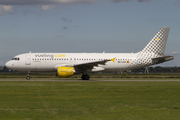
140, 27, 170, 55
129, 27, 171, 70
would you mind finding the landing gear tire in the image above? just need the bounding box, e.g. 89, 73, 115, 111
26, 76, 30, 80
81, 75, 90, 80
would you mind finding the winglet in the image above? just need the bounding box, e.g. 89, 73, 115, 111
111, 57, 116, 63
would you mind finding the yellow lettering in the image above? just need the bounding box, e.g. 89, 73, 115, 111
54, 54, 66, 58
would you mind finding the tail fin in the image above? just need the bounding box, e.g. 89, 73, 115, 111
129, 27, 172, 70
140, 27, 170, 55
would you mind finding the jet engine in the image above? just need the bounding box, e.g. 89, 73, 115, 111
57, 67, 75, 77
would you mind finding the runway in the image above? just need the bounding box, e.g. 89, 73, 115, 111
0, 79, 180, 81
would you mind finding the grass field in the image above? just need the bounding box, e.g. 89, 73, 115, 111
0, 80, 180, 120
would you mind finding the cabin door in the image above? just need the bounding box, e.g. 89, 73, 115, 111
25, 54, 31, 65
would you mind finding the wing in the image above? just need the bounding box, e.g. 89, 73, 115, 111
74, 59, 110, 71
53, 57, 116, 72
74, 57, 116, 72
152, 55, 174, 64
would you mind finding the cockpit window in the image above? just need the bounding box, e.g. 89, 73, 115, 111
12, 58, 20, 61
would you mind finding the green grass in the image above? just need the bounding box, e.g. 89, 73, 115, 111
0, 81, 180, 120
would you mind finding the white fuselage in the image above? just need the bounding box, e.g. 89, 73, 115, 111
5, 53, 138, 72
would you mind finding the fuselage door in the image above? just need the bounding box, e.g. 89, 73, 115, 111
25, 54, 31, 65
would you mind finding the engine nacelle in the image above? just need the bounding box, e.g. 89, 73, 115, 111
57, 67, 74, 77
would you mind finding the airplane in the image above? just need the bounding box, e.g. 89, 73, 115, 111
5, 27, 174, 80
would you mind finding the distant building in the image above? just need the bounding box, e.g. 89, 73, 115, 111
0, 66, 11, 72
0, 66, 3, 71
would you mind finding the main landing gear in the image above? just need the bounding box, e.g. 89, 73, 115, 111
81, 74, 90, 80
26, 71, 30, 80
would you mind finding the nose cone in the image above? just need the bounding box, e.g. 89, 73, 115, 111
5, 61, 11, 69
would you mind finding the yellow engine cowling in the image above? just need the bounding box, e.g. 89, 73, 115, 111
57, 67, 74, 77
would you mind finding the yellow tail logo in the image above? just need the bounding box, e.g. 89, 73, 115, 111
111, 57, 116, 63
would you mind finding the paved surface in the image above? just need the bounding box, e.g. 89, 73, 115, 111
0, 79, 180, 81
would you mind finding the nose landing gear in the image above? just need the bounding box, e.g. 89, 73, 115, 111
26, 76, 30, 80
26, 71, 30, 80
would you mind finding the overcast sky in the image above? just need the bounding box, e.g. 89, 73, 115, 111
0, 0, 180, 66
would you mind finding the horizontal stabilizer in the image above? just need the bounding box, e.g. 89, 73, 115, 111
152, 56, 174, 64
